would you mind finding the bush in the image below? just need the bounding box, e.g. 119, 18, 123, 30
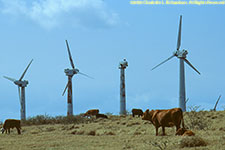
125, 110, 131, 115
150, 139, 168, 150
22, 114, 95, 126
105, 112, 113, 116
184, 106, 211, 130
179, 136, 207, 148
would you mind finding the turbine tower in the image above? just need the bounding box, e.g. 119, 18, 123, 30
152, 15, 201, 112
62, 40, 93, 116
3, 59, 33, 120
119, 58, 128, 115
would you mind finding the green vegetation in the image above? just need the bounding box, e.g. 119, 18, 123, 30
184, 106, 212, 130
179, 136, 207, 148
0, 110, 224, 150
22, 114, 95, 125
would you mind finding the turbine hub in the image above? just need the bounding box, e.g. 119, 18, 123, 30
64, 68, 79, 76
119, 58, 128, 69
14, 80, 28, 87
176, 49, 188, 58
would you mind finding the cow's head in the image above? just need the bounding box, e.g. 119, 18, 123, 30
183, 130, 195, 136
1, 128, 5, 134
142, 109, 153, 122
175, 128, 186, 135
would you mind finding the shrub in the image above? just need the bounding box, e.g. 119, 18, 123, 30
105, 112, 113, 116
87, 130, 96, 136
184, 106, 211, 130
179, 136, 207, 148
125, 110, 131, 115
22, 114, 95, 126
150, 139, 168, 150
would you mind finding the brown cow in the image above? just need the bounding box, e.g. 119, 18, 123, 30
142, 108, 184, 136
132, 108, 143, 117
176, 128, 195, 136
1, 119, 21, 134
84, 109, 99, 117
96, 113, 108, 119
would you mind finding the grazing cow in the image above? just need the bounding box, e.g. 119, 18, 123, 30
96, 113, 108, 119
132, 108, 143, 117
176, 128, 195, 136
142, 108, 184, 136
84, 109, 99, 117
1, 119, 21, 134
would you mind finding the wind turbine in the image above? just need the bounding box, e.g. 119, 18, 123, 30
119, 58, 128, 115
62, 40, 93, 116
151, 15, 201, 112
3, 59, 33, 120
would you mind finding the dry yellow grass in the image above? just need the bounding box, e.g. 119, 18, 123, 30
0, 111, 224, 150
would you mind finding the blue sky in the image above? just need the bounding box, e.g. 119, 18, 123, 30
0, 0, 225, 121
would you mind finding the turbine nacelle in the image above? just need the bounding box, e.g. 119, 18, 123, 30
64, 68, 79, 76
14, 80, 29, 87
119, 58, 128, 69
174, 49, 188, 58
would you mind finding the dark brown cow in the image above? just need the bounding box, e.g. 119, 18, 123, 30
84, 109, 99, 117
132, 108, 143, 117
142, 108, 184, 136
1, 119, 21, 134
176, 128, 195, 136
96, 113, 108, 119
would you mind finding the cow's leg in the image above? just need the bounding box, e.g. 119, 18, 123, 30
16, 127, 21, 134
176, 125, 180, 131
132, 114, 134, 117
8, 129, 10, 134
162, 126, 166, 136
155, 127, 159, 136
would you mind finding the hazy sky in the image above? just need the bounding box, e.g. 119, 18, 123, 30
0, 0, 225, 121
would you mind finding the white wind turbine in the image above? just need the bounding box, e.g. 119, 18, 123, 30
152, 15, 201, 112
4, 59, 33, 120
62, 40, 93, 116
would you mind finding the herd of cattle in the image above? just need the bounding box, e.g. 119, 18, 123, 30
0, 108, 195, 136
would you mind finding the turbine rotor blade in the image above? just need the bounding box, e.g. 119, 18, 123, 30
18, 86, 21, 102
3, 76, 16, 82
217, 95, 222, 102
177, 15, 182, 51
185, 98, 189, 104
78, 72, 94, 79
214, 95, 221, 111
19, 59, 33, 81
65, 40, 75, 69
62, 82, 68, 96
183, 58, 201, 75
151, 55, 175, 71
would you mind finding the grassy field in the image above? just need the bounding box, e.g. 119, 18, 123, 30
0, 110, 224, 150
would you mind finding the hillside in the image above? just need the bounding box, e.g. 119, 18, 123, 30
0, 110, 224, 150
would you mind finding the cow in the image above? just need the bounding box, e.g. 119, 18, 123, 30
96, 113, 108, 119
131, 108, 143, 117
83, 109, 99, 117
176, 128, 195, 136
1, 119, 21, 134
142, 108, 184, 136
